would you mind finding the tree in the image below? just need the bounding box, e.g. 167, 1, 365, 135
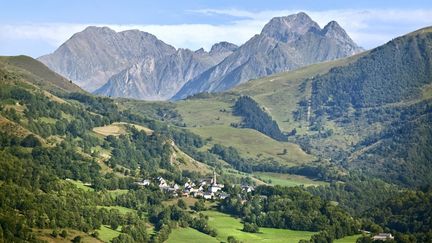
110, 220, 119, 231
20, 134, 41, 147
227, 236, 240, 243
177, 199, 187, 209
112, 233, 135, 243
242, 222, 259, 233
72, 236, 82, 243
60, 230, 68, 238
91, 231, 100, 238
50, 229, 58, 238
194, 199, 206, 211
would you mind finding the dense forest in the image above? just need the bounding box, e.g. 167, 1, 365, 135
233, 96, 287, 141
311, 30, 432, 112
220, 185, 359, 241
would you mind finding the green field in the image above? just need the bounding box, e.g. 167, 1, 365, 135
176, 97, 240, 128
253, 172, 328, 187
166, 227, 219, 243
107, 189, 129, 197
97, 206, 136, 215
66, 179, 94, 192
96, 225, 121, 242
190, 125, 314, 166
334, 234, 363, 243
201, 211, 315, 243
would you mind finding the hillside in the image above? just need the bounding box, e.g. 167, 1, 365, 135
120, 27, 432, 187
232, 28, 430, 186
173, 12, 363, 100
1, 55, 364, 243
0, 55, 83, 93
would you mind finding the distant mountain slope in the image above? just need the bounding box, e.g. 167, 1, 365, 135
232, 26, 432, 187
94, 46, 235, 100
311, 27, 432, 111
0, 55, 83, 93
38, 26, 177, 91
306, 27, 432, 186
172, 12, 363, 100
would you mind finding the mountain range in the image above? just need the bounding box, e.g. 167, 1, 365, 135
38, 12, 363, 100
173, 12, 363, 99
1, 16, 432, 243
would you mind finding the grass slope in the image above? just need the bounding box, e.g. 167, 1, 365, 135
35, 228, 103, 243
0, 55, 83, 93
171, 58, 365, 167
166, 227, 219, 243
92, 122, 212, 174
253, 172, 328, 187
234, 54, 364, 132
97, 206, 136, 215
334, 234, 363, 243
66, 179, 94, 192
202, 211, 315, 243
96, 225, 121, 242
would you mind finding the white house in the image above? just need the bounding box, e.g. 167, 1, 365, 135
372, 233, 394, 241
203, 192, 213, 200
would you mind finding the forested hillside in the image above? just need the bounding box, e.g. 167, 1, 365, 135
0, 55, 362, 243
233, 96, 287, 141
311, 28, 432, 111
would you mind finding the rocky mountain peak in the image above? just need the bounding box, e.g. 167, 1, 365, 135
194, 48, 207, 55
322, 21, 346, 37
261, 12, 321, 42
210, 41, 238, 54
81, 26, 115, 34
321, 20, 364, 54
38, 26, 176, 91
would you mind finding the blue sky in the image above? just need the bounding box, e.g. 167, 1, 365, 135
1, 0, 432, 57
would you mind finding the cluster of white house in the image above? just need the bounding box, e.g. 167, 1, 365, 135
135, 171, 254, 200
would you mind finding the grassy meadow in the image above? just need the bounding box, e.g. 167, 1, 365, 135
96, 206, 136, 215
334, 234, 363, 243
166, 227, 219, 243
66, 179, 94, 192
201, 210, 316, 243
96, 225, 122, 242
253, 172, 328, 187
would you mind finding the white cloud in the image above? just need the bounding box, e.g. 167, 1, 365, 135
0, 23, 89, 46
1, 8, 432, 57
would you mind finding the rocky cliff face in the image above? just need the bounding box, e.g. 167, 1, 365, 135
172, 12, 363, 100
39, 27, 236, 99
94, 47, 234, 100
38, 26, 176, 91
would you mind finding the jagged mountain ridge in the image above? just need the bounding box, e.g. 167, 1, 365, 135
39, 12, 361, 101
94, 47, 235, 100
172, 12, 363, 100
38, 26, 237, 100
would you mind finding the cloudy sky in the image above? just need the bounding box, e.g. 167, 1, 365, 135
1, 0, 432, 57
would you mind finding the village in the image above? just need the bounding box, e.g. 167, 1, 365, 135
135, 171, 254, 200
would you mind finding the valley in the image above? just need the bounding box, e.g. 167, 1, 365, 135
0, 6, 432, 243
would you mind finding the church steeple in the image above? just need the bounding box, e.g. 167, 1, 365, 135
213, 170, 217, 185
